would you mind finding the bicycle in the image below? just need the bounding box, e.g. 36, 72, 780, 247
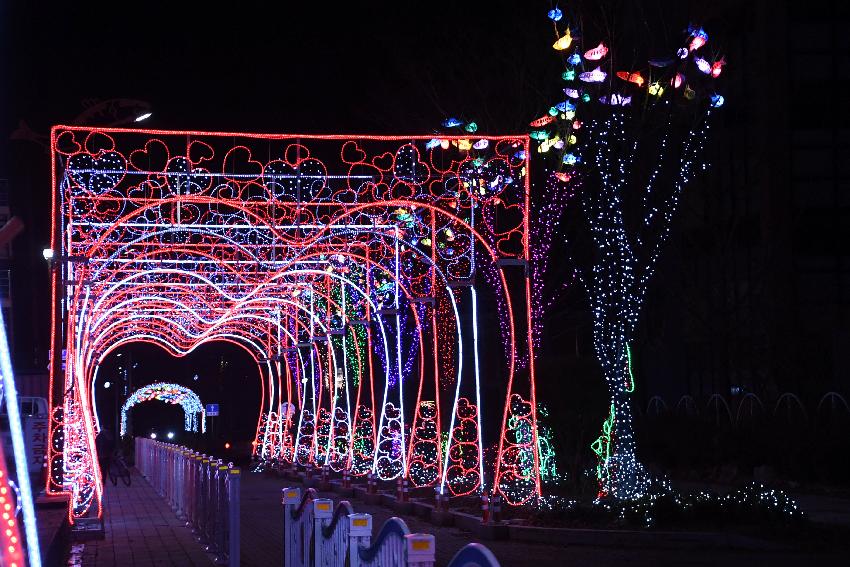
108, 448, 132, 486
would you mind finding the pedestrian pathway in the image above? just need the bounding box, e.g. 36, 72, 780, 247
73, 469, 212, 566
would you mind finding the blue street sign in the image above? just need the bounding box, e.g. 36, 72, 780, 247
206, 403, 219, 416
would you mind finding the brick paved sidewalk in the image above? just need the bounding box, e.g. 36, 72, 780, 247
73, 469, 213, 566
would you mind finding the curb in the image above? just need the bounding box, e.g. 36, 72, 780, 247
280, 472, 786, 551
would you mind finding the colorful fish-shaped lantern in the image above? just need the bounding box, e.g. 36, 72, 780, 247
616, 71, 645, 87
554, 172, 572, 182
513, 150, 527, 160
579, 66, 607, 83
555, 100, 576, 113
671, 73, 684, 88
711, 57, 726, 78
600, 94, 632, 106
648, 82, 664, 96
562, 153, 579, 165
563, 87, 579, 98
648, 58, 674, 67
688, 26, 708, 51
710, 94, 724, 108
584, 42, 608, 60
530, 130, 550, 141
695, 57, 712, 74
568, 53, 582, 66
458, 139, 472, 150
553, 28, 573, 51
426, 139, 442, 149
538, 136, 560, 153
465, 122, 478, 133
442, 118, 463, 128
548, 7, 563, 21
472, 139, 489, 150
529, 115, 557, 127
677, 47, 689, 59
562, 69, 576, 81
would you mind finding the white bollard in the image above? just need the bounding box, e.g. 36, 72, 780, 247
313, 499, 333, 565
348, 513, 372, 567
405, 533, 435, 567
282, 487, 301, 567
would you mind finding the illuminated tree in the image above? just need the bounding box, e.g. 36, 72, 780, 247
531, 9, 725, 499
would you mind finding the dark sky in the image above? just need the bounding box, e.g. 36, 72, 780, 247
4, 0, 729, 135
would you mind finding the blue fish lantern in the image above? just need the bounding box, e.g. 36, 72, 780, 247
562, 153, 579, 165
710, 94, 724, 108
513, 150, 527, 160
555, 100, 576, 113
426, 139, 442, 149
442, 118, 463, 128
548, 8, 563, 21
568, 53, 581, 66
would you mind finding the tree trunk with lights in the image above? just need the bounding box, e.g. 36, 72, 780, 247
579, 109, 713, 500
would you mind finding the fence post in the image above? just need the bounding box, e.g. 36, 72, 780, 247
405, 533, 435, 567
348, 513, 372, 567
228, 468, 240, 567
397, 477, 409, 503
313, 499, 333, 565
282, 487, 300, 567
490, 491, 502, 523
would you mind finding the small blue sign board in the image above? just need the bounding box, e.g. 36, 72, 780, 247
206, 403, 219, 416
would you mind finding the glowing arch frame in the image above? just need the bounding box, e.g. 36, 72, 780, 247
48, 127, 542, 521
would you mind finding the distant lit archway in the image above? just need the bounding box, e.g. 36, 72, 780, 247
120, 382, 205, 437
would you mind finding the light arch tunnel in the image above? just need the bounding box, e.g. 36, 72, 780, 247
48, 128, 543, 521
115, 382, 206, 438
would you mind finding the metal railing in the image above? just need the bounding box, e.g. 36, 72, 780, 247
282, 486, 437, 567
136, 437, 240, 567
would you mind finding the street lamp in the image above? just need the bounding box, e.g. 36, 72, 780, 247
167, 432, 174, 440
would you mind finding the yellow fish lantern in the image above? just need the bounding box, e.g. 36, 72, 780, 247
458, 139, 472, 151
552, 28, 573, 51
648, 82, 664, 96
